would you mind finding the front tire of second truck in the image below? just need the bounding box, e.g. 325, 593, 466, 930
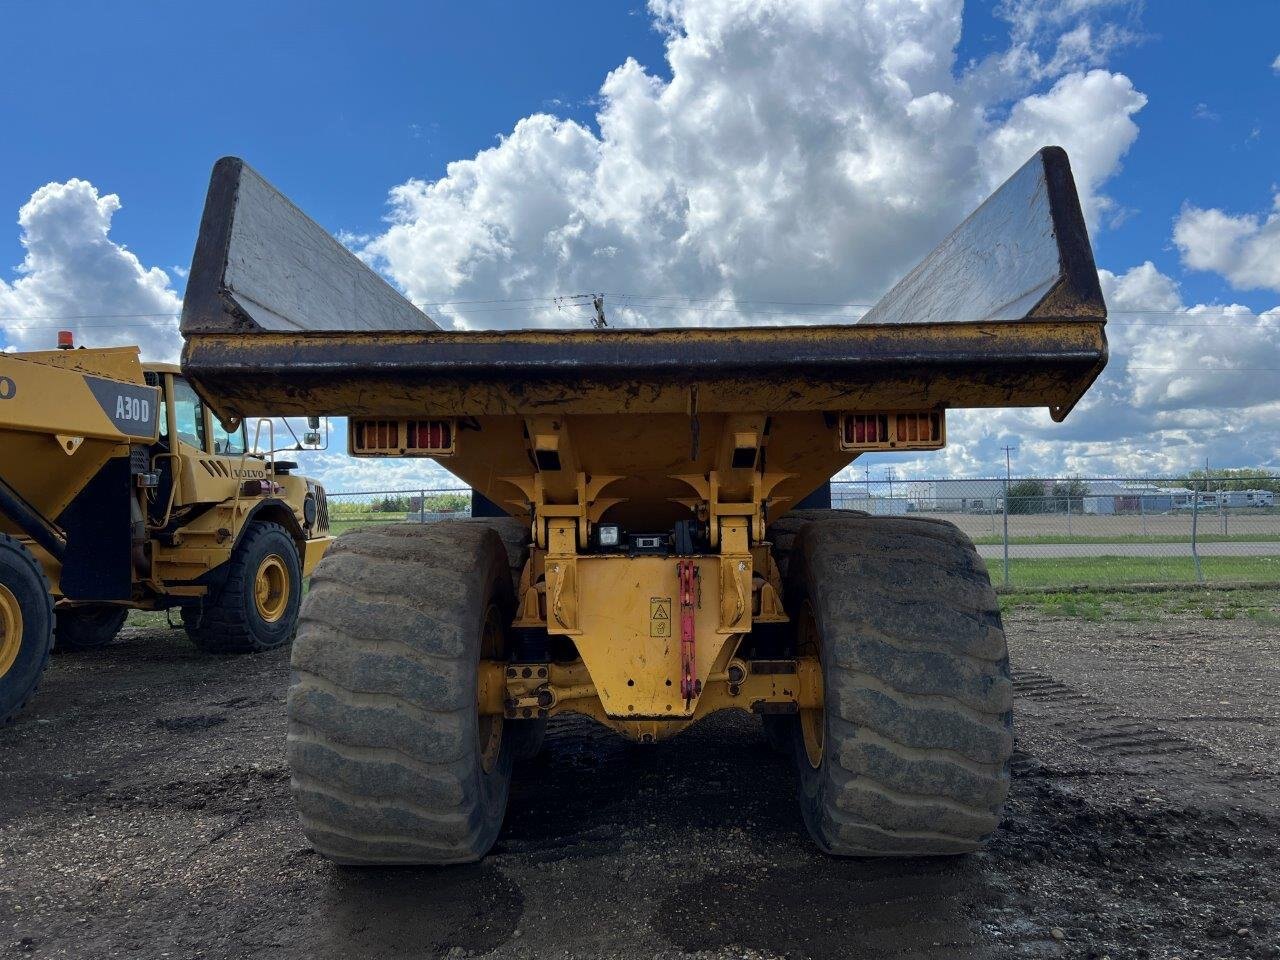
287, 522, 522, 865
1, 534, 55, 724
773, 513, 1013, 856
55, 605, 129, 651
183, 521, 302, 654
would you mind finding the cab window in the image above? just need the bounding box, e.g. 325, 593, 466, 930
211, 417, 245, 456
170, 377, 206, 449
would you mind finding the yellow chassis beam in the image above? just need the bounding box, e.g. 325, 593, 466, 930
478, 656, 822, 743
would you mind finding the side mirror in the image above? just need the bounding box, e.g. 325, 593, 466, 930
307, 416, 320, 429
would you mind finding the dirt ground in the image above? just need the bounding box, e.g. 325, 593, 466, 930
2, 594, 1278, 960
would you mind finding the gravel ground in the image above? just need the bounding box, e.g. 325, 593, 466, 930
1, 594, 1278, 960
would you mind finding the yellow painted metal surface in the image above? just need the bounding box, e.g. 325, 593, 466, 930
13, 346, 150, 382
495, 655, 822, 743
253, 554, 290, 622
563, 556, 750, 719
173, 147, 1111, 748
0, 583, 22, 679
301, 537, 333, 577
1, 348, 329, 607
0, 350, 158, 530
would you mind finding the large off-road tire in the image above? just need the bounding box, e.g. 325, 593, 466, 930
771, 512, 1013, 856
758, 508, 867, 752
55, 605, 128, 651
1, 534, 55, 724
288, 521, 525, 864
183, 521, 302, 654
767, 508, 867, 580
457, 516, 548, 760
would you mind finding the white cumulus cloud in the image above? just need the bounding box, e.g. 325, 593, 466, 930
878, 261, 1280, 479
15, 0, 1270, 488
0, 179, 182, 359
1173, 192, 1280, 294
365, 0, 1147, 331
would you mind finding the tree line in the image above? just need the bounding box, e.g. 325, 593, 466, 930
1004, 469, 1279, 514
328, 492, 471, 515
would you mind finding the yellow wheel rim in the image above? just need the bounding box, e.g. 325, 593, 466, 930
798, 601, 824, 769
0, 584, 23, 679
253, 555, 290, 623
476, 604, 505, 773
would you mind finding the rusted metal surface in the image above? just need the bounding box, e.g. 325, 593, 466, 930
180, 147, 1108, 425
182, 319, 1106, 419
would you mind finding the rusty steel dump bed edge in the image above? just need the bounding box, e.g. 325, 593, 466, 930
181, 320, 1107, 421
180, 146, 1108, 423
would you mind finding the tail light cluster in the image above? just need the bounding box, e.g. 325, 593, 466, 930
839, 411, 945, 452
350, 418, 456, 456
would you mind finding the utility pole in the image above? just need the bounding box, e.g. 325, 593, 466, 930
1000, 445, 1017, 588
885, 467, 895, 513
555, 293, 607, 328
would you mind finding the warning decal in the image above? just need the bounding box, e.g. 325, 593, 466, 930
649, 597, 671, 637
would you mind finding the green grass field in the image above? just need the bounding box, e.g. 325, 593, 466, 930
994, 555, 1280, 589
972, 532, 1280, 545
325, 514, 473, 537
999, 584, 1280, 623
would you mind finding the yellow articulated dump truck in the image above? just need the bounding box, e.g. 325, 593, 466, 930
0, 342, 333, 723
179, 146, 1107, 863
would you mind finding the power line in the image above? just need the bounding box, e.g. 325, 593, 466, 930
1, 294, 1274, 331
0, 312, 181, 321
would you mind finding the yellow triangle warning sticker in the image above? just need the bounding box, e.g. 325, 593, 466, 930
650, 598, 672, 637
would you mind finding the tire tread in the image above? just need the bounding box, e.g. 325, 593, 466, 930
288, 520, 526, 864
777, 512, 1012, 856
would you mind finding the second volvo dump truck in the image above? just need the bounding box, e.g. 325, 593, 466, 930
179, 146, 1108, 862
0, 343, 332, 723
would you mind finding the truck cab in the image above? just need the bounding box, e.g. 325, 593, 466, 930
139, 361, 330, 595
0, 343, 332, 705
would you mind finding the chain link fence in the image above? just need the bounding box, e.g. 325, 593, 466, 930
326, 477, 1280, 591
833, 476, 1280, 590
325, 488, 472, 536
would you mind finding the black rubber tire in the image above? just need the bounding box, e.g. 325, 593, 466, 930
183, 522, 302, 654
758, 507, 868, 750
767, 508, 868, 580
1, 534, 55, 725
288, 521, 523, 864
761, 714, 794, 755
773, 512, 1013, 856
55, 605, 128, 651
449, 517, 546, 760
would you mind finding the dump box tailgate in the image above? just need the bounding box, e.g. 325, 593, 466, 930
180, 147, 1107, 422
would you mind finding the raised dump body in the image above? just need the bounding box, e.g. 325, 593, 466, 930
180, 147, 1107, 863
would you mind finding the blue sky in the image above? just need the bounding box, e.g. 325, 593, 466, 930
0, 2, 665, 289
2, 0, 1278, 486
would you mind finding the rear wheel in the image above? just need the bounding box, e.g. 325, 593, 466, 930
55, 605, 128, 651
759, 508, 865, 751
767, 508, 867, 580
184, 521, 302, 654
771, 512, 1013, 856
288, 521, 524, 864
1, 534, 55, 724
